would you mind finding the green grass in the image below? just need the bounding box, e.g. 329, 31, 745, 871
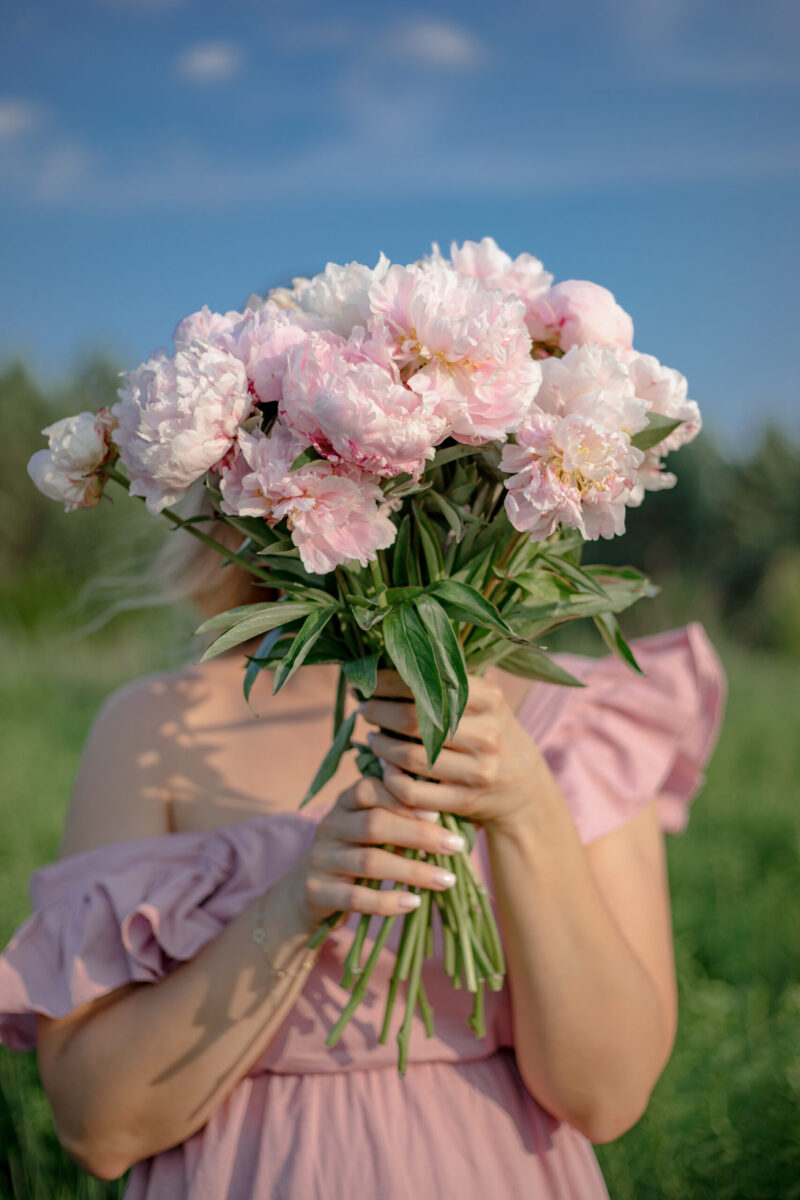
1, 628, 798, 1198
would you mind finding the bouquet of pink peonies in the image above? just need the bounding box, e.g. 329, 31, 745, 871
28, 237, 700, 1072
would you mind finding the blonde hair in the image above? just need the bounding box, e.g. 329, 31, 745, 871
152, 480, 270, 619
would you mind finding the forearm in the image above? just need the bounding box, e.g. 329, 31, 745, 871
40, 857, 318, 1178
485, 775, 671, 1143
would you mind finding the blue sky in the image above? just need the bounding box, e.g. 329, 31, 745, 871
1, 0, 798, 447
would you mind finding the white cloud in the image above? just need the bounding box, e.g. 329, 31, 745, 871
33, 140, 94, 201
0, 98, 44, 142
383, 18, 486, 69
175, 41, 243, 84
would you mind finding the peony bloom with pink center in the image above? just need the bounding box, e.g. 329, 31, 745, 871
219, 424, 397, 574
27, 408, 117, 512
279, 329, 448, 478
112, 341, 254, 513
368, 259, 541, 443
220, 302, 327, 407
526, 280, 634, 355
295, 255, 391, 337
442, 236, 553, 311
500, 345, 648, 541
173, 305, 244, 351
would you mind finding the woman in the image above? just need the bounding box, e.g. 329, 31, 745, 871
0, 511, 727, 1199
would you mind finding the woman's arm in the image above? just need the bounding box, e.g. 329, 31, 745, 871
363, 672, 678, 1144
483, 789, 676, 1143
38, 775, 460, 1180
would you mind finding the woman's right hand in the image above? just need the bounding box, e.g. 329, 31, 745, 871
296, 775, 466, 931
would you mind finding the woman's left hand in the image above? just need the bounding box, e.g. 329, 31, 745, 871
359, 669, 548, 834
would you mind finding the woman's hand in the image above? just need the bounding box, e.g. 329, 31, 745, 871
360, 670, 547, 834
297, 774, 465, 931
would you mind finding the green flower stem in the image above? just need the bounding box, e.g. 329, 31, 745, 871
378, 899, 418, 1044
467, 979, 486, 1039
307, 910, 342, 950
100, 464, 276, 585
325, 886, 404, 1048
417, 977, 435, 1038
397, 887, 432, 1076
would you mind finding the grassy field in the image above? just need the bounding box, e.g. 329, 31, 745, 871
0, 625, 798, 1198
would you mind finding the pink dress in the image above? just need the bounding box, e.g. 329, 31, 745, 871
0, 623, 727, 1199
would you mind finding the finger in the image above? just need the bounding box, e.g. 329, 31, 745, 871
359, 698, 420, 738
336, 775, 396, 813
366, 729, 489, 786
306, 876, 425, 919
321, 844, 457, 891
465, 676, 506, 714
334, 803, 467, 855
381, 760, 474, 817
372, 670, 413, 699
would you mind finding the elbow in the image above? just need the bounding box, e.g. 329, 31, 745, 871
58, 1130, 133, 1182
565, 1085, 654, 1145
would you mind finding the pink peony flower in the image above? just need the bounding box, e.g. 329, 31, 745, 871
27, 408, 117, 512
622, 350, 701, 454
500, 345, 647, 541
442, 236, 553, 310
220, 424, 397, 574
280, 329, 447, 478
368, 259, 541, 443
526, 280, 634, 355
173, 305, 244, 351
221, 302, 326, 407
620, 350, 700, 506
296, 255, 391, 337
113, 341, 253, 513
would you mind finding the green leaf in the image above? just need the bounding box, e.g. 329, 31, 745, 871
540, 552, 608, 597
382, 605, 444, 734
494, 645, 586, 686
631, 413, 684, 452
221, 515, 283, 549
300, 712, 357, 807
290, 446, 325, 471
198, 601, 318, 661
413, 595, 469, 738
430, 442, 481, 470
593, 612, 643, 673
427, 579, 516, 638
348, 596, 390, 631
280, 584, 340, 608
352, 740, 384, 779
383, 476, 433, 499
423, 491, 467, 541
273, 608, 336, 692
244, 626, 286, 706
413, 500, 445, 582
343, 653, 380, 699
196, 602, 276, 635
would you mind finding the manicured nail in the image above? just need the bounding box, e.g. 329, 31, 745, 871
431, 869, 457, 889
413, 808, 440, 822
366, 730, 376, 745
439, 832, 466, 853
398, 893, 422, 910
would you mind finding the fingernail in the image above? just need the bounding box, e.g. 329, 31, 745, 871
378, 757, 391, 774
398, 893, 422, 910
413, 809, 440, 823
366, 731, 376, 745
439, 832, 466, 853
431, 869, 457, 889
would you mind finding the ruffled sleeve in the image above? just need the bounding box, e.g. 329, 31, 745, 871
517, 622, 727, 845
0, 813, 317, 1053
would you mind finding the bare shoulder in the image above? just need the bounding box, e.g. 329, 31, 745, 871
58, 660, 229, 857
